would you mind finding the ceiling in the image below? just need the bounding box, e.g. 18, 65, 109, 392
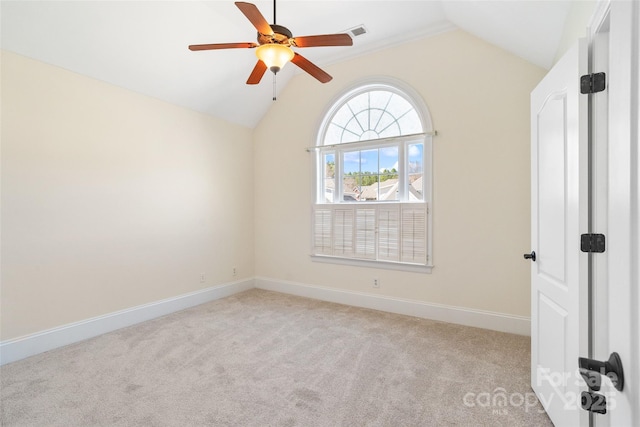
1, 1, 573, 129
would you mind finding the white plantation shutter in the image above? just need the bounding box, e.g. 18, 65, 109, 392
313, 208, 332, 255
377, 206, 400, 261
312, 204, 429, 267
401, 206, 427, 264
333, 208, 354, 256
355, 208, 376, 259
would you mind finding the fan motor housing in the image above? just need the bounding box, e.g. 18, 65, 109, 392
257, 24, 293, 45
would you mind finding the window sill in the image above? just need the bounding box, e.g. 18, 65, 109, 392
310, 255, 433, 274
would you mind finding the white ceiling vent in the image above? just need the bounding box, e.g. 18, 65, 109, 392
347, 25, 368, 38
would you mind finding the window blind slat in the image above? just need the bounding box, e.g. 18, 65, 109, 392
400, 206, 427, 264
313, 209, 332, 255
333, 208, 354, 256
355, 208, 376, 259
378, 206, 400, 261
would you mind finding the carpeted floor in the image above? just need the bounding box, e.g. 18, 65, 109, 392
1, 289, 552, 426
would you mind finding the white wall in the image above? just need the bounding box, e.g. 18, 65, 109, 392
0, 51, 254, 340
253, 30, 546, 319
554, 0, 597, 64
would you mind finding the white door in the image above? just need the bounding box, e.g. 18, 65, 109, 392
591, 1, 639, 424
530, 40, 589, 427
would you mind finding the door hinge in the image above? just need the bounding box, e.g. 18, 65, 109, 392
580, 233, 606, 253
580, 72, 606, 94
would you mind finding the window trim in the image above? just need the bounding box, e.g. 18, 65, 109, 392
316, 135, 427, 205
311, 78, 434, 272
310, 254, 433, 274
316, 78, 434, 147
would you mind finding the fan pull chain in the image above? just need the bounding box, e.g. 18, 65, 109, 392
273, 74, 277, 101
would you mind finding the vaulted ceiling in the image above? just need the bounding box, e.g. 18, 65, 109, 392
1, 1, 574, 128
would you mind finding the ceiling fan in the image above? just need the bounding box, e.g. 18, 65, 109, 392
188, 1, 353, 85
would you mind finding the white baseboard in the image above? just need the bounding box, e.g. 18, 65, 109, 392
0, 279, 254, 366
255, 277, 531, 336
1, 276, 530, 366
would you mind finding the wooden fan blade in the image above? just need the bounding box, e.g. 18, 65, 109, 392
189, 42, 258, 51
291, 53, 332, 83
292, 33, 353, 48
235, 2, 273, 36
247, 60, 268, 85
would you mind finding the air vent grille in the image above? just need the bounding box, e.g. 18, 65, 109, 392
347, 25, 367, 37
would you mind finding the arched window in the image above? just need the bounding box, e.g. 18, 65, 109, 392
312, 80, 434, 270
323, 89, 424, 144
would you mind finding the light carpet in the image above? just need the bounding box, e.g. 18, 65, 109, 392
1, 289, 552, 426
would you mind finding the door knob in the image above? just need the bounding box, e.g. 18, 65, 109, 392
579, 352, 624, 391
523, 251, 536, 262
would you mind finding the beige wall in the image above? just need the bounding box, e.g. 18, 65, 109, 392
253, 30, 546, 318
1, 29, 546, 340
1, 51, 254, 340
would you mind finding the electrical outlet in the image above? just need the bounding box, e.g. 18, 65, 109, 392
233, 267, 237, 277
200, 273, 205, 283
373, 278, 379, 288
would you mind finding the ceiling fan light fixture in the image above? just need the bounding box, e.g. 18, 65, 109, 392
255, 43, 294, 74
189, 2, 351, 85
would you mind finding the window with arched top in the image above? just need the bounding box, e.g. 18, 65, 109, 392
312, 80, 434, 271
323, 89, 424, 144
